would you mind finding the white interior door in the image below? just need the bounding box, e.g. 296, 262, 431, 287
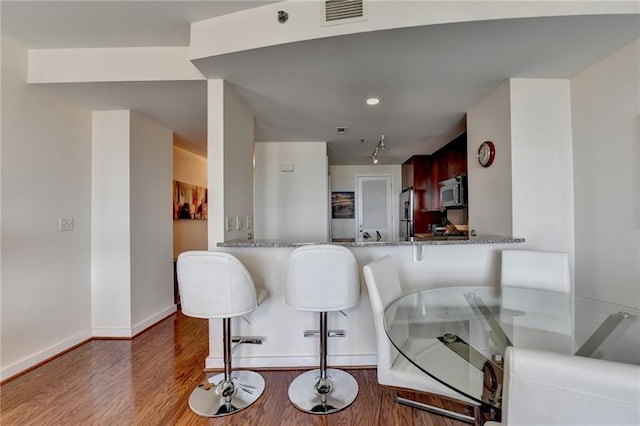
356, 175, 393, 242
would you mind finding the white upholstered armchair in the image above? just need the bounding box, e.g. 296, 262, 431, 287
486, 346, 640, 425
363, 255, 480, 423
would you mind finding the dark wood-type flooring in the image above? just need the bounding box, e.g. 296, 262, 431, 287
1, 311, 471, 425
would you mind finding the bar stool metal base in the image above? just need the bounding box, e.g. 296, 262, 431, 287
189, 370, 265, 417
288, 368, 359, 414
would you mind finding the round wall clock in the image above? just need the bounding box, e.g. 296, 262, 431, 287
477, 141, 496, 168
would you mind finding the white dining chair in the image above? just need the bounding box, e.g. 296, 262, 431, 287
500, 249, 575, 353
485, 346, 640, 426
363, 255, 480, 423
500, 249, 570, 294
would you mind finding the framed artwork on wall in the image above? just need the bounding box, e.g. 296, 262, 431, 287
173, 180, 207, 220
331, 191, 355, 219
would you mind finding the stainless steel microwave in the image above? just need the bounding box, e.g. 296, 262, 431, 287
439, 175, 466, 208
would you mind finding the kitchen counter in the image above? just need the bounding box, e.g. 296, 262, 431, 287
217, 235, 524, 248
208, 235, 527, 372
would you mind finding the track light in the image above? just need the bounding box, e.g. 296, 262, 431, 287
371, 135, 386, 164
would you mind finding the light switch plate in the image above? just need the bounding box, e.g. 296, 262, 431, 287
225, 217, 231, 231
59, 217, 74, 231
246, 216, 253, 228
236, 216, 242, 230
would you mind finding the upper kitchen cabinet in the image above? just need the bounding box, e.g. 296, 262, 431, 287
401, 159, 414, 190
402, 155, 434, 234
431, 133, 467, 211
401, 155, 428, 191
438, 133, 467, 182
403, 133, 468, 213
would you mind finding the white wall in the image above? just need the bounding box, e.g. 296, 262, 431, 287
468, 79, 576, 288
129, 112, 174, 331
255, 142, 329, 241
28, 47, 203, 83
92, 110, 175, 337
223, 83, 255, 242
329, 165, 402, 240
1, 38, 92, 380
173, 146, 207, 257
207, 80, 255, 246
510, 79, 575, 256
91, 111, 133, 335
467, 80, 513, 237
571, 40, 640, 307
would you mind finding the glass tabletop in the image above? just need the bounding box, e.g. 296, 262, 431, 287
383, 286, 640, 409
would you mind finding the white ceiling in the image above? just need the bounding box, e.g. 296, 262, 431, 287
1, 1, 273, 48
2, 2, 639, 164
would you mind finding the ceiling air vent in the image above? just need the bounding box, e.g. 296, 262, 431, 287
323, 0, 367, 26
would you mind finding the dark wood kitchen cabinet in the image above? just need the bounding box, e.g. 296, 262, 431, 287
402, 155, 435, 234
402, 133, 468, 232
430, 133, 467, 211
402, 156, 426, 191
438, 133, 467, 182
401, 159, 414, 190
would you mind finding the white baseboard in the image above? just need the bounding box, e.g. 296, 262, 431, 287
91, 327, 134, 338
131, 305, 177, 336
1, 331, 91, 381
205, 354, 377, 370
3, 305, 178, 381
92, 304, 177, 338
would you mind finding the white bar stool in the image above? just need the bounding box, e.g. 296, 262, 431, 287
285, 244, 360, 414
176, 250, 266, 417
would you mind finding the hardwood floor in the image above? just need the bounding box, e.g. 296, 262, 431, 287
1, 312, 471, 425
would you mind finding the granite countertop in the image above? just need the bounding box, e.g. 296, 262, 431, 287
217, 235, 524, 248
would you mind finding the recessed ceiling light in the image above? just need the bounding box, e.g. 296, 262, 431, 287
366, 97, 380, 106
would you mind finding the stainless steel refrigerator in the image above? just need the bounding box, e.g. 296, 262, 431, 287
399, 187, 414, 239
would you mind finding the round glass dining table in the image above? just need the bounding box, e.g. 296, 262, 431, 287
383, 286, 640, 411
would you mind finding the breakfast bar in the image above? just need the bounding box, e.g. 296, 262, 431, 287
203, 236, 524, 370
